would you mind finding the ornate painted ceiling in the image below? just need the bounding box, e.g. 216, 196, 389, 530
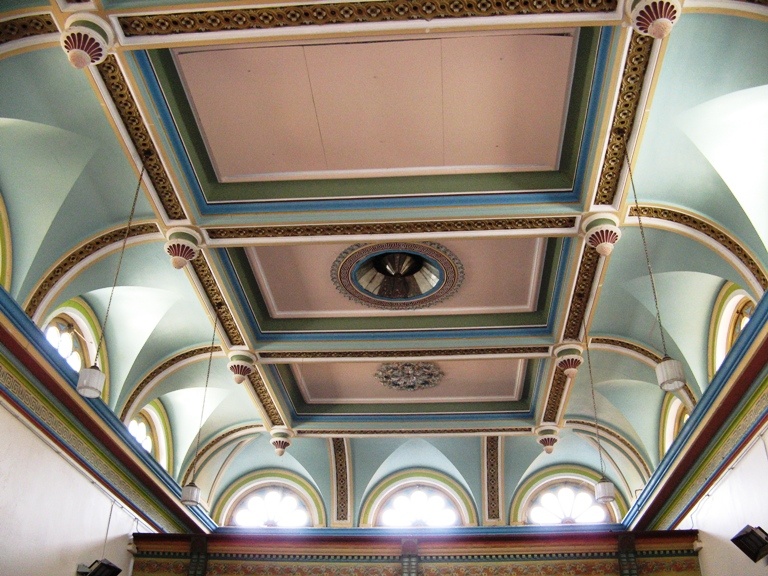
0, 0, 767, 535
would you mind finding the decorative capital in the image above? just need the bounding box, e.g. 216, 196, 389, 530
374, 362, 443, 392
627, 0, 682, 39
535, 425, 560, 454
582, 212, 622, 257
553, 342, 584, 379
61, 13, 114, 69
164, 227, 202, 269
227, 349, 257, 384
270, 425, 294, 456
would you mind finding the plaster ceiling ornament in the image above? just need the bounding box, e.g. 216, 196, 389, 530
535, 426, 560, 454
60, 13, 114, 69
164, 227, 202, 269
270, 426, 294, 456
331, 242, 463, 310
582, 213, 622, 257
227, 350, 257, 384
375, 362, 444, 392
554, 342, 584, 379
628, 0, 682, 39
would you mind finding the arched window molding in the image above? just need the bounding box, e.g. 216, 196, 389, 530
709, 283, 756, 379
0, 191, 11, 291
359, 468, 477, 528
659, 394, 689, 459
128, 400, 172, 471
510, 465, 626, 526
212, 469, 326, 528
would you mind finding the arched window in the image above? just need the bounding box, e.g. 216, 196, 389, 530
710, 284, 756, 377
44, 316, 86, 373
527, 481, 611, 525
229, 485, 311, 528
126, 401, 171, 471
660, 394, 690, 457
128, 413, 154, 453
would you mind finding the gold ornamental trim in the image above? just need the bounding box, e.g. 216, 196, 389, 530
247, 370, 285, 427
259, 346, 550, 360
629, 205, 768, 290
24, 223, 160, 318
207, 217, 576, 240
0, 13, 57, 46
118, 0, 617, 38
331, 438, 350, 523
542, 366, 568, 423
485, 436, 501, 521
181, 424, 262, 486
95, 56, 187, 221
563, 245, 601, 340
568, 418, 652, 478
119, 345, 220, 421
189, 253, 245, 347
595, 33, 654, 205
296, 427, 530, 436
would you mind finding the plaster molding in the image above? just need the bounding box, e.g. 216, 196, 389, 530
296, 427, 531, 436
188, 253, 244, 347
482, 435, 503, 524
567, 418, 653, 479
0, 13, 58, 49
258, 346, 550, 362
330, 437, 353, 526
180, 424, 263, 487
246, 369, 285, 428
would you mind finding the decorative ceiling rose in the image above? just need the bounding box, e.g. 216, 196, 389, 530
331, 242, 463, 310
61, 13, 114, 69
582, 213, 622, 257
375, 362, 444, 392
535, 425, 560, 454
628, 0, 681, 39
164, 227, 202, 269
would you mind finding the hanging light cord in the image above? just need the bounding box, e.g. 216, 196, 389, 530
101, 500, 115, 560
625, 151, 668, 357
92, 166, 146, 367
189, 318, 217, 484
583, 324, 606, 477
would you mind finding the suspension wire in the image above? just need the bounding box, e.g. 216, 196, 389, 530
584, 322, 606, 477
92, 166, 146, 367
101, 500, 115, 559
189, 316, 217, 484
624, 150, 668, 356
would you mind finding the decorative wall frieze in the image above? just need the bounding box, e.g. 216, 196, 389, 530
330, 437, 352, 526
181, 424, 263, 486
542, 368, 568, 423
628, 205, 768, 291
296, 427, 530, 436
483, 436, 502, 524
563, 246, 601, 340
117, 0, 618, 38
188, 253, 244, 347
206, 217, 577, 241
24, 222, 160, 319
0, 13, 58, 46
258, 346, 549, 361
595, 33, 654, 206
247, 370, 284, 428
119, 345, 220, 421
95, 55, 187, 221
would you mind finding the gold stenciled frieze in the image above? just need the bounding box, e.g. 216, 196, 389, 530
542, 367, 568, 423
181, 424, 262, 486
259, 346, 549, 360
247, 370, 285, 427
0, 13, 58, 46
207, 217, 576, 240
118, 0, 617, 37
297, 427, 530, 436
24, 223, 159, 318
119, 345, 219, 421
96, 56, 187, 221
189, 253, 245, 347
595, 33, 654, 206
567, 418, 652, 477
331, 438, 350, 523
629, 205, 768, 290
485, 436, 501, 521
563, 246, 601, 340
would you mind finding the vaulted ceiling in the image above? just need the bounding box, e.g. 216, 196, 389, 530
0, 0, 766, 534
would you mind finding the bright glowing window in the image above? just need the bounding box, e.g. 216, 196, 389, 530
376, 486, 459, 527
527, 483, 610, 525
661, 395, 690, 456
45, 318, 85, 372
712, 286, 756, 374
128, 414, 154, 454
230, 486, 311, 528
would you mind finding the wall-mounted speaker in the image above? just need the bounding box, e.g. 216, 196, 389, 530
731, 525, 768, 562
75, 558, 122, 576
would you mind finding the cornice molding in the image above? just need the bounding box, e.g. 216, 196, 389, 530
259, 346, 550, 361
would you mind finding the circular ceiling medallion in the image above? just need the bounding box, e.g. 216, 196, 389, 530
375, 362, 444, 392
331, 242, 463, 309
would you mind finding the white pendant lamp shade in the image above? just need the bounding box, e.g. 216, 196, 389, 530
77, 365, 105, 398
595, 477, 616, 504
181, 482, 201, 507
656, 356, 686, 391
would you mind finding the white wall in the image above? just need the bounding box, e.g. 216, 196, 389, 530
682, 430, 768, 576
0, 401, 155, 576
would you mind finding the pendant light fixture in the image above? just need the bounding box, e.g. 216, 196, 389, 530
76, 166, 145, 398
181, 317, 217, 507
624, 141, 686, 392
584, 331, 616, 504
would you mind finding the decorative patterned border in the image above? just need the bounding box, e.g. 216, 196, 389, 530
119, 345, 220, 421
568, 418, 652, 478
331, 438, 350, 524
181, 424, 262, 486
117, 0, 617, 38
0, 13, 57, 46
296, 426, 530, 436
24, 223, 160, 318
484, 436, 501, 521
259, 346, 549, 360
0, 359, 183, 532
207, 217, 576, 239
563, 246, 601, 340
247, 370, 284, 427
95, 56, 187, 221
595, 33, 654, 205
629, 205, 768, 291
542, 368, 568, 423
189, 253, 244, 346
